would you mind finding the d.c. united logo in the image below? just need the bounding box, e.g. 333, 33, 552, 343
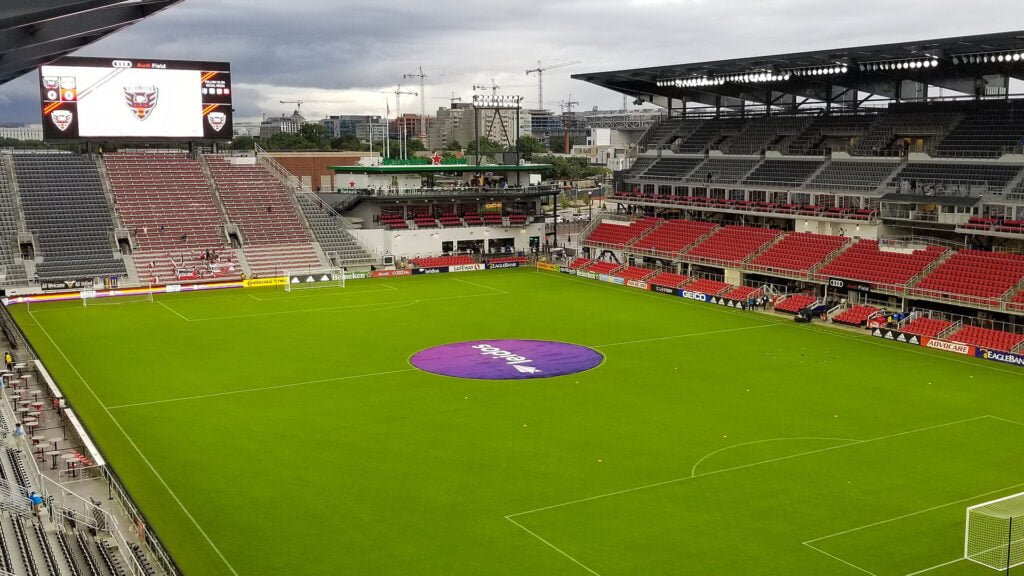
207, 111, 227, 132
124, 85, 159, 120
50, 110, 73, 131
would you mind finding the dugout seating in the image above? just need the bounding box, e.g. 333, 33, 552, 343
630, 219, 718, 257
583, 261, 621, 275
0, 163, 28, 287
647, 272, 690, 288
205, 156, 323, 276
947, 325, 1024, 353
106, 153, 230, 282
832, 305, 881, 327
411, 256, 475, 268
748, 232, 849, 274
899, 317, 954, 338
911, 250, 1024, 306
583, 217, 661, 248
774, 294, 818, 313
12, 154, 126, 282
614, 266, 655, 281
378, 214, 409, 230
683, 225, 782, 266
814, 240, 947, 289
295, 194, 374, 267
413, 215, 438, 228
684, 278, 730, 296
721, 285, 761, 301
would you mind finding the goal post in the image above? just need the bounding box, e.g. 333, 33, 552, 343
283, 268, 346, 292
966, 492, 1024, 572
82, 283, 155, 307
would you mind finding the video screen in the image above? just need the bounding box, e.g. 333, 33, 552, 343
39, 57, 232, 141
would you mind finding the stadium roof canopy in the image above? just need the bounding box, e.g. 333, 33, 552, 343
574, 31, 1024, 112
0, 0, 184, 86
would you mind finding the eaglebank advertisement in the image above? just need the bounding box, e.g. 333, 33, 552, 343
485, 262, 520, 270
976, 348, 1024, 367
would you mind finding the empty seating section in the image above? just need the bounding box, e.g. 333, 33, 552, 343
887, 162, 1022, 194
900, 317, 954, 338
631, 219, 717, 256
785, 113, 878, 155
106, 153, 229, 281
642, 157, 704, 179
687, 158, 760, 184
815, 240, 946, 289
623, 156, 656, 179
676, 118, 748, 154
12, 155, 125, 281
685, 278, 730, 295
0, 163, 26, 286
647, 272, 690, 287
568, 257, 590, 269
584, 217, 660, 248
684, 225, 782, 266
853, 111, 961, 156
774, 294, 817, 313
912, 250, 1024, 305
934, 104, 1024, 158
411, 256, 475, 268
947, 325, 1024, 352
295, 195, 374, 266
205, 156, 323, 276
832, 305, 881, 326
615, 266, 655, 281
723, 116, 810, 155
584, 261, 621, 275
643, 118, 689, 149
808, 161, 900, 191
742, 159, 824, 187
722, 285, 761, 301
749, 232, 848, 274
379, 213, 408, 229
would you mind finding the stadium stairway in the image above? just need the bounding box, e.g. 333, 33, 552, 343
294, 194, 375, 268
0, 157, 29, 288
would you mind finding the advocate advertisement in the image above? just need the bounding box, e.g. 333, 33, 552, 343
40, 57, 232, 140
920, 337, 975, 356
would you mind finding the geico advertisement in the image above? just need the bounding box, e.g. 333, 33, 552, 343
41, 65, 204, 138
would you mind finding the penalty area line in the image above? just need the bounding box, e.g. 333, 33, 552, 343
505, 516, 603, 576
592, 323, 780, 348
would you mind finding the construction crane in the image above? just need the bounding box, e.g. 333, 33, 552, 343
403, 67, 429, 140
560, 95, 579, 114
391, 84, 418, 160
525, 60, 581, 110
431, 92, 462, 106
472, 79, 501, 97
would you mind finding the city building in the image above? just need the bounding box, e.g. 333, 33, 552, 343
320, 115, 386, 141
259, 110, 305, 139
0, 124, 43, 141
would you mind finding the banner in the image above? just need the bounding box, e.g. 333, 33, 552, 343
679, 289, 708, 302
371, 269, 412, 278
611, 276, 625, 285
577, 271, 598, 280
626, 280, 649, 290
452, 264, 487, 272
920, 336, 974, 356
40, 279, 92, 291
598, 274, 611, 283
559, 267, 577, 275
412, 267, 448, 275
345, 272, 369, 280
485, 262, 520, 270
537, 263, 559, 272
3, 279, 243, 305
244, 276, 287, 288
288, 273, 336, 285
828, 277, 872, 293
708, 295, 748, 310
975, 348, 1024, 367
651, 284, 676, 295
870, 328, 922, 346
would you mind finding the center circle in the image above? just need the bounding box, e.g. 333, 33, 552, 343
410, 339, 604, 380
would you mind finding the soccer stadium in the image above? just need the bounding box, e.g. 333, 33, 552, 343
2, 3, 1024, 575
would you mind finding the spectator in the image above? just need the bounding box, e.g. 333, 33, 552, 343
28, 492, 44, 517
13, 422, 24, 437
3, 351, 11, 371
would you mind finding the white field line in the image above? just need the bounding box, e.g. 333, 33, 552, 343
593, 323, 780, 348
107, 368, 419, 410
689, 437, 860, 477
507, 415, 991, 519
451, 276, 509, 294
504, 516, 603, 576
247, 283, 398, 301
902, 558, 964, 576
26, 309, 241, 576
156, 300, 190, 322
803, 541, 879, 575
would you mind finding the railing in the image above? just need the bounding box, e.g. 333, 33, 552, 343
339, 185, 558, 198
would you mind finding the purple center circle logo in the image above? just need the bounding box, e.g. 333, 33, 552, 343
410, 339, 604, 380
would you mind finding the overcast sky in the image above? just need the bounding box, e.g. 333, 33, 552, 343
2, 0, 1024, 125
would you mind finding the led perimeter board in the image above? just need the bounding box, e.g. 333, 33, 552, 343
39, 56, 232, 141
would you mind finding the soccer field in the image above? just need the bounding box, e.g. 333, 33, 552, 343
9, 268, 1024, 576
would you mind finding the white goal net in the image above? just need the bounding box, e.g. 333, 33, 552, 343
284, 269, 346, 292
966, 492, 1024, 571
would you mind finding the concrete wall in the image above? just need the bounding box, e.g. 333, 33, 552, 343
348, 224, 544, 260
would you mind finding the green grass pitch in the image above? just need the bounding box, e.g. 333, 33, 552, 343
9, 267, 1024, 576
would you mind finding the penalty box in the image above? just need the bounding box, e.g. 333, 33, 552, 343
508, 416, 1024, 576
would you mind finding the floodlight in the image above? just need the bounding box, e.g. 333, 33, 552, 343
1015, 54, 1022, 62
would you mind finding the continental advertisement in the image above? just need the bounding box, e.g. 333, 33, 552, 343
537, 262, 559, 272
243, 276, 288, 288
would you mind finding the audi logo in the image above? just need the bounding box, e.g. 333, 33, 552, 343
828, 279, 845, 288
111, 60, 133, 68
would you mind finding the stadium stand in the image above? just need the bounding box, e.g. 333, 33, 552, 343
584, 261, 622, 275
642, 156, 704, 180
206, 156, 323, 276
774, 294, 818, 313
568, 257, 591, 270
806, 160, 900, 191
814, 240, 947, 289
647, 272, 690, 288
684, 278, 731, 295
721, 285, 762, 301
410, 256, 475, 268
614, 266, 655, 281
742, 159, 825, 187
947, 325, 1024, 352
294, 194, 374, 267
0, 162, 27, 287
899, 317, 954, 338
583, 217, 661, 248
933, 102, 1024, 158
722, 116, 812, 155
832, 305, 881, 327
676, 117, 749, 154
748, 232, 849, 275
622, 156, 656, 179
683, 225, 782, 266
105, 152, 232, 282
630, 219, 718, 257
12, 155, 126, 282
886, 162, 1022, 194
852, 110, 962, 156
686, 157, 761, 185
783, 113, 878, 155
911, 250, 1024, 306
